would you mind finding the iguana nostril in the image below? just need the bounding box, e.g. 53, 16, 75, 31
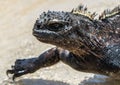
37, 25, 40, 28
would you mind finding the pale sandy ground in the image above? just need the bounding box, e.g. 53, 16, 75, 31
0, 0, 120, 85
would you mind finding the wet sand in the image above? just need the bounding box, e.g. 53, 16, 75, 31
0, 0, 120, 85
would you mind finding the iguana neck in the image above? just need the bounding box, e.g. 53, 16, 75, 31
94, 12, 120, 47
59, 17, 103, 57
69, 13, 120, 56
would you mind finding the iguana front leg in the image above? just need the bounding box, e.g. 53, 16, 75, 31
7, 48, 75, 81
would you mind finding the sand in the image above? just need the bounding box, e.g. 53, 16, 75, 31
0, 0, 120, 85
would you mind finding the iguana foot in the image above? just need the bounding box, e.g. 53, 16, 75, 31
7, 58, 38, 81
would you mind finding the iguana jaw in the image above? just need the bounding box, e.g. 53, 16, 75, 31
33, 24, 60, 43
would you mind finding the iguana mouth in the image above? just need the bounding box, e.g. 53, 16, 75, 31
33, 25, 59, 42
33, 28, 58, 36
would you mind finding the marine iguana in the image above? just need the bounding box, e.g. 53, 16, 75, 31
7, 5, 120, 80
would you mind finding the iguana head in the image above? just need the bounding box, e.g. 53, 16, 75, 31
33, 11, 94, 54
33, 11, 73, 41
33, 11, 72, 41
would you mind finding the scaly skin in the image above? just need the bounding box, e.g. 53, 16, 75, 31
7, 5, 120, 80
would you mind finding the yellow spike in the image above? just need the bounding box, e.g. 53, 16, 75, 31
71, 5, 97, 19
99, 5, 120, 19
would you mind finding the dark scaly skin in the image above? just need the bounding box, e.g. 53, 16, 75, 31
7, 5, 120, 80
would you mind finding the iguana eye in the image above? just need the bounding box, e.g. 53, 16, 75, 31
48, 23, 64, 31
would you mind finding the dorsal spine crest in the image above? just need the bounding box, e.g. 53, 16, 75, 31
71, 4, 97, 19
99, 5, 120, 19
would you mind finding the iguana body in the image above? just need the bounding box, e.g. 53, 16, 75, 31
7, 5, 120, 80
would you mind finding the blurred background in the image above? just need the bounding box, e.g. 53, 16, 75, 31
0, 0, 120, 85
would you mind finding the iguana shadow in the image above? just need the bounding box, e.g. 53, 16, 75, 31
79, 74, 120, 85
16, 78, 69, 85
